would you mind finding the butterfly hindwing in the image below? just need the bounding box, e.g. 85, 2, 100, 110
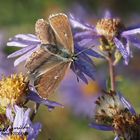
33, 62, 70, 98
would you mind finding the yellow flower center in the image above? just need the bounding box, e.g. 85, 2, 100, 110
4, 134, 27, 140
0, 73, 29, 108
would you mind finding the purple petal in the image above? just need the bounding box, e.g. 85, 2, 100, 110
7, 34, 40, 47
126, 35, 140, 49
78, 38, 99, 48
114, 37, 129, 65
22, 109, 31, 127
75, 45, 96, 64
126, 40, 131, 57
13, 34, 39, 42
114, 136, 120, 140
75, 44, 102, 58
75, 31, 94, 39
121, 28, 140, 36
74, 56, 96, 80
13, 105, 31, 133
7, 45, 36, 58
69, 14, 94, 30
27, 91, 63, 110
71, 62, 88, 84
103, 10, 112, 19
28, 123, 42, 140
82, 49, 103, 58
6, 106, 14, 122
118, 92, 136, 115
89, 123, 113, 131
14, 45, 40, 66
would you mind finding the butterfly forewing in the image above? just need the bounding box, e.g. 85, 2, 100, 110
34, 62, 71, 98
35, 19, 55, 45
49, 13, 74, 53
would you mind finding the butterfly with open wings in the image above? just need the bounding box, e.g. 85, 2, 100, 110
7, 13, 101, 99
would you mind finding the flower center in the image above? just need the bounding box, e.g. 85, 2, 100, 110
93, 91, 127, 126
113, 113, 140, 140
4, 134, 27, 140
0, 74, 29, 108
96, 18, 123, 40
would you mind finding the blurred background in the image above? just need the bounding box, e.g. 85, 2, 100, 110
1, 0, 140, 139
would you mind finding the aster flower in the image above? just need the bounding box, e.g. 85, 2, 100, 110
0, 105, 42, 140
7, 14, 102, 83
0, 73, 28, 108
0, 73, 63, 111
90, 91, 139, 140
70, 11, 140, 65
59, 72, 99, 117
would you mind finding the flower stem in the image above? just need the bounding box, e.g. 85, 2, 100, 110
30, 103, 40, 121
108, 52, 115, 91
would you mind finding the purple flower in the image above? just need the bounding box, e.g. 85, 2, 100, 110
58, 72, 99, 117
70, 11, 140, 65
1, 105, 42, 140
90, 91, 140, 140
7, 15, 102, 83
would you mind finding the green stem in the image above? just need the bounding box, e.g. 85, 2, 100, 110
30, 103, 40, 121
108, 52, 115, 91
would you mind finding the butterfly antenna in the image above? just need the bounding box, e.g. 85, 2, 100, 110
75, 45, 95, 56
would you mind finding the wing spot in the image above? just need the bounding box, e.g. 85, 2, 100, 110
54, 76, 59, 79
64, 33, 67, 37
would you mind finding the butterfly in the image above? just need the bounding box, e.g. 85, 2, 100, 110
25, 13, 76, 99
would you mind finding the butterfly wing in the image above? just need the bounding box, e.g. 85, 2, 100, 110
48, 13, 74, 53
25, 47, 63, 76
35, 19, 55, 45
25, 47, 71, 98
33, 62, 70, 98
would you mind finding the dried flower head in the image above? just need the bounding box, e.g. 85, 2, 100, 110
96, 18, 124, 41
90, 91, 139, 140
94, 91, 129, 126
0, 73, 29, 108
113, 113, 140, 140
